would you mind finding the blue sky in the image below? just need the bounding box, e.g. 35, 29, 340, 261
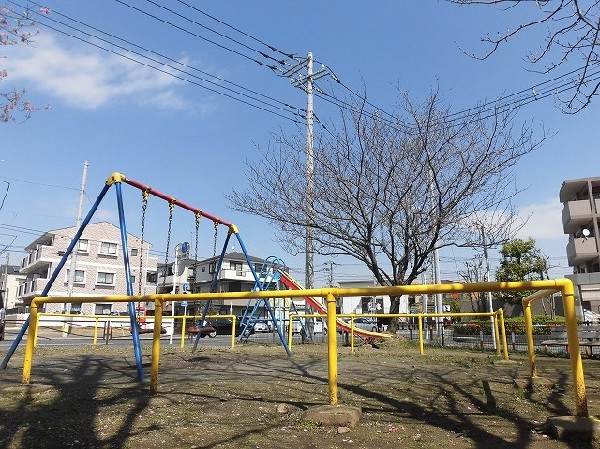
1, 0, 599, 284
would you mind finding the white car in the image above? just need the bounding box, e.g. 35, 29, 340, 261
253, 322, 270, 333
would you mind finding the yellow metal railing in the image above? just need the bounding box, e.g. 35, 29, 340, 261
288, 311, 507, 357
21, 278, 586, 417
521, 281, 586, 416
33, 313, 237, 348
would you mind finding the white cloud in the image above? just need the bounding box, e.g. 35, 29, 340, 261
92, 208, 118, 224
514, 198, 564, 241
2, 34, 193, 111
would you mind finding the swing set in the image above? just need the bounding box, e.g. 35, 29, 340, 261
1, 172, 292, 380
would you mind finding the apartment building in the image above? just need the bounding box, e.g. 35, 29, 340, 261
177, 252, 268, 317
1, 265, 26, 312
17, 222, 158, 314
560, 177, 600, 313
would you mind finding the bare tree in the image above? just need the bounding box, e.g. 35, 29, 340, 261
457, 256, 487, 312
448, 0, 600, 112
229, 88, 545, 331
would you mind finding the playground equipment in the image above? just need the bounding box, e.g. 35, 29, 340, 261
237, 256, 310, 342
278, 269, 390, 340
1, 172, 292, 377
19, 278, 588, 422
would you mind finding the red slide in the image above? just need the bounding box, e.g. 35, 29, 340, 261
278, 270, 390, 339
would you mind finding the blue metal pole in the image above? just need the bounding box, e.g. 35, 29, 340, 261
1, 183, 112, 369
115, 182, 144, 383
192, 232, 231, 353
235, 232, 292, 356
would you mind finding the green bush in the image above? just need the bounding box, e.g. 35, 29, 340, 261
453, 315, 565, 336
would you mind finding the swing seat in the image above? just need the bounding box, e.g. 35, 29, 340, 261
129, 327, 167, 335
187, 325, 217, 337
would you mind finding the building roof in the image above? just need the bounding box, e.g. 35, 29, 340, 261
3, 265, 21, 275
560, 177, 600, 202
199, 252, 265, 264
24, 222, 143, 251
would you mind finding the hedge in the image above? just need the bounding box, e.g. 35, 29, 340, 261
452, 315, 566, 336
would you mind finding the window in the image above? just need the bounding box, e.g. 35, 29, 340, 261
130, 275, 136, 285
70, 303, 82, 314
99, 241, 118, 256
66, 269, 85, 283
95, 304, 112, 315
78, 239, 89, 253
230, 261, 243, 271
130, 248, 138, 257
209, 262, 216, 274
97, 272, 115, 285
146, 272, 157, 284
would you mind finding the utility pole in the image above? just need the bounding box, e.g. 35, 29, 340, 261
305, 52, 315, 292
284, 52, 331, 292
426, 162, 443, 333
63, 160, 88, 337
325, 260, 335, 287
3, 254, 8, 307
481, 226, 497, 349
66, 160, 88, 310
284, 52, 331, 342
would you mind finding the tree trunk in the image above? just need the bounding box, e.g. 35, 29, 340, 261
386, 295, 401, 334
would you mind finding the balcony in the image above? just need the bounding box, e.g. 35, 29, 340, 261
20, 245, 56, 273
17, 277, 49, 298
562, 200, 593, 234
567, 272, 600, 286
566, 235, 599, 266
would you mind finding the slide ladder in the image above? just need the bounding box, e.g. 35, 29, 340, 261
238, 256, 285, 341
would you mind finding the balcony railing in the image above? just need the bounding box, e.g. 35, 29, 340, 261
562, 199, 593, 232
567, 235, 599, 266
20, 245, 56, 270
17, 278, 49, 298
21, 247, 41, 269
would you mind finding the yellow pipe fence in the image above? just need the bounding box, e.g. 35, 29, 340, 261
288, 311, 507, 357
21, 278, 587, 417
32, 313, 237, 348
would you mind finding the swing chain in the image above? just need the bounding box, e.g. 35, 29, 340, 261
192, 212, 201, 292
213, 221, 218, 258
138, 190, 149, 296
162, 201, 175, 288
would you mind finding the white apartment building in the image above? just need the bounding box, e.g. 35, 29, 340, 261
17, 222, 158, 315
1, 265, 26, 312
560, 177, 600, 314
159, 252, 268, 317
337, 280, 408, 315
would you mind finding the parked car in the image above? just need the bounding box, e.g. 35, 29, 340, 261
351, 317, 381, 333
253, 321, 270, 333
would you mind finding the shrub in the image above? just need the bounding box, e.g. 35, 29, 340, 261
453, 315, 565, 336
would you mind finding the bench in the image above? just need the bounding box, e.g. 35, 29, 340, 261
541, 325, 600, 355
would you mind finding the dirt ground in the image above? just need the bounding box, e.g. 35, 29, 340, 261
1, 338, 600, 449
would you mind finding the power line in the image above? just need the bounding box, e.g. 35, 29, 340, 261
17, 2, 599, 139
112, 0, 270, 67
11, 0, 306, 125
